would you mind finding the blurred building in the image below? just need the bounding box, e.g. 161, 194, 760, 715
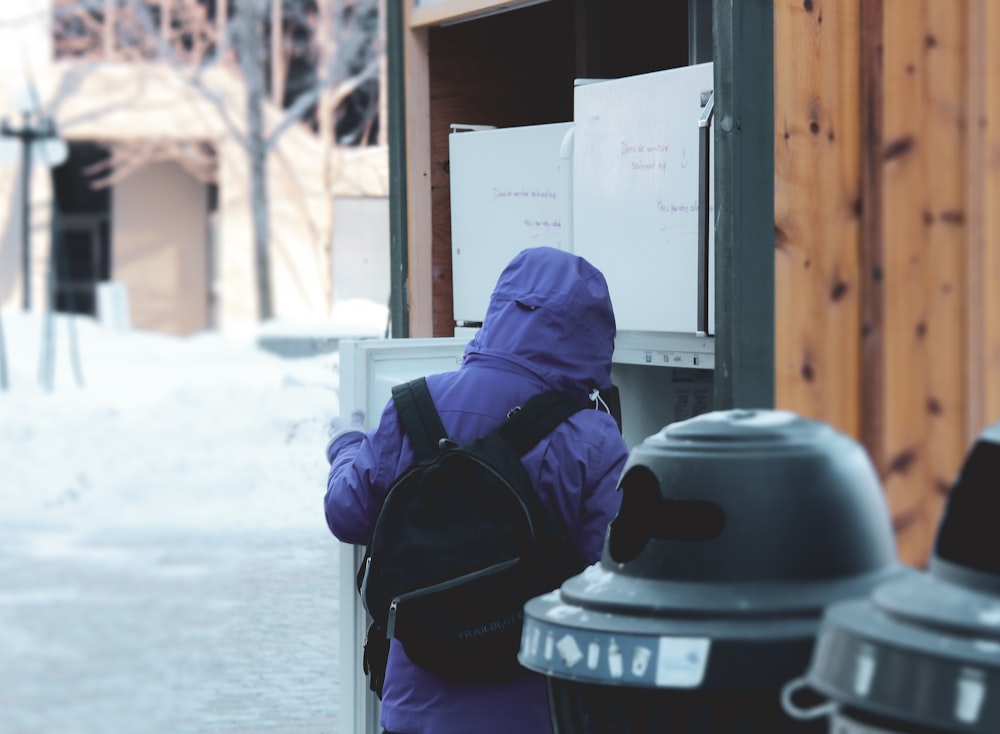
0, 0, 388, 335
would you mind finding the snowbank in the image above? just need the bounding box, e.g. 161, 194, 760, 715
0, 309, 381, 531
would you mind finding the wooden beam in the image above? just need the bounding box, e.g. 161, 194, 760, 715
408, 0, 549, 28
966, 0, 986, 437
967, 0, 1000, 434
985, 0, 1000, 427
860, 0, 886, 489
774, 0, 863, 438
402, 2, 434, 336
880, 0, 968, 565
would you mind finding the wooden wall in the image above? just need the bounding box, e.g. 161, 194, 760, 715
775, 0, 1000, 565
425, 0, 578, 337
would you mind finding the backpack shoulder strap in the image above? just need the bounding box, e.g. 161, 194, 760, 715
493, 390, 589, 577
391, 377, 448, 461
497, 391, 586, 456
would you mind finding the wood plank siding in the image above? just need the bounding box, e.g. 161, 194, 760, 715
774, 0, 863, 438
775, 0, 1000, 565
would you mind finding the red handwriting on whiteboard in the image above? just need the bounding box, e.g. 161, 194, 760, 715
620, 141, 669, 155
619, 141, 672, 172
657, 200, 714, 214
493, 188, 557, 199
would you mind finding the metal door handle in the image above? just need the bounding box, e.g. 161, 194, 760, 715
697, 90, 715, 336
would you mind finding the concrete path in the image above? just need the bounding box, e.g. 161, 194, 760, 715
0, 520, 342, 734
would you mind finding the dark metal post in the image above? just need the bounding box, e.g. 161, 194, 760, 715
697, 91, 714, 336
712, 0, 775, 409
386, 0, 409, 338
20, 129, 33, 311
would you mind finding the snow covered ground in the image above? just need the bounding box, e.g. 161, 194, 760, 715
0, 303, 387, 531
0, 303, 388, 733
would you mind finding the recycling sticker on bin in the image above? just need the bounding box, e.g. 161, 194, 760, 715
656, 636, 712, 687
519, 610, 712, 688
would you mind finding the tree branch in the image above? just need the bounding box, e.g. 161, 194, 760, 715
265, 53, 379, 150
124, 0, 248, 147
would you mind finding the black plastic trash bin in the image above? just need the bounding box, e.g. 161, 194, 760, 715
782, 421, 1000, 734
519, 409, 909, 734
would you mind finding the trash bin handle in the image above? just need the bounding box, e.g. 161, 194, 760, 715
780, 677, 837, 721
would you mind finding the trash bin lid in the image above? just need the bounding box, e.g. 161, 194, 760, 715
800, 574, 1000, 733
519, 567, 902, 691
520, 409, 906, 690
604, 409, 898, 585
791, 421, 1000, 733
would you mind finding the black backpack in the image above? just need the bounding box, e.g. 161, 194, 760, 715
357, 377, 588, 698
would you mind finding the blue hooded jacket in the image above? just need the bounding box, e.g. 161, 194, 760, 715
325, 246, 628, 734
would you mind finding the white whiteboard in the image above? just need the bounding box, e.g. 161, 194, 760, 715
448, 122, 573, 324
572, 63, 714, 335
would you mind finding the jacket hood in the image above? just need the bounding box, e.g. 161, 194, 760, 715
464, 247, 617, 400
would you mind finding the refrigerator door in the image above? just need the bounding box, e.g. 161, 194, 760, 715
448, 122, 574, 325
334, 336, 469, 734
573, 63, 715, 335
338, 336, 468, 424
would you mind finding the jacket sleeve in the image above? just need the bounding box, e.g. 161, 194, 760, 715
324, 402, 406, 546
536, 412, 628, 564
575, 423, 629, 562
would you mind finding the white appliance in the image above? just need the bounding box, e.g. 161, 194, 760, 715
335, 336, 469, 734
449, 121, 574, 326
447, 64, 715, 354
571, 62, 716, 336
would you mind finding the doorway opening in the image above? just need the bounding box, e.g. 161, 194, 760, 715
50, 143, 111, 315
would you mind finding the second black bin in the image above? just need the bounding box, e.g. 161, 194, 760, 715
781, 420, 1000, 733
519, 409, 910, 734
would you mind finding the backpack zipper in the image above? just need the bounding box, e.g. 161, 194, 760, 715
386, 557, 521, 639
359, 556, 372, 609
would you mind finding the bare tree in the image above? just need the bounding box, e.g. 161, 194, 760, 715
52, 0, 383, 321
236, 0, 275, 319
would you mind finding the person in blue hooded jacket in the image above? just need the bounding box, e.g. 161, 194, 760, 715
324, 246, 628, 734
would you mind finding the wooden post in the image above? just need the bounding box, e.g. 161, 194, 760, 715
774, 0, 863, 437
860, 0, 886, 489
985, 0, 1000, 427
401, 2, 432, 336
880, 0, 968, 564
967, 0, 1000, 435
